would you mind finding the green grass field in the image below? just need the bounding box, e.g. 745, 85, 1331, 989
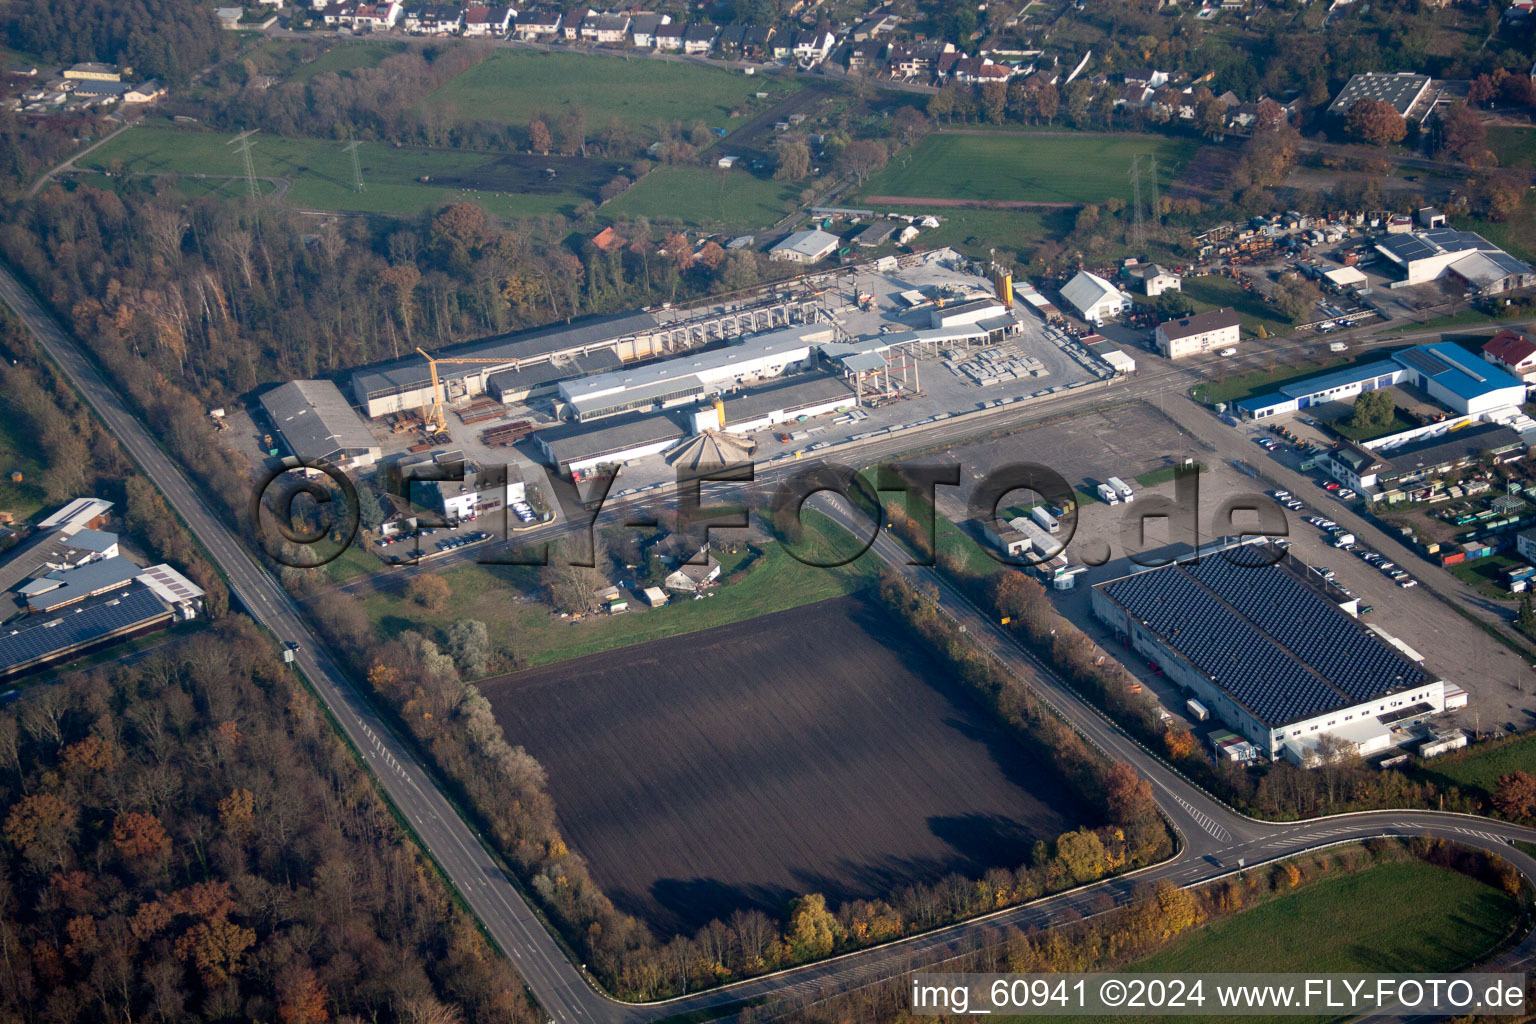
77, 124, 594, 218
909, 207, 1077, 260
604, 166, 799, 232
288, 40, 406, 82
858, 132, 1199, 205
421, 50, 796, 135
1049, 859, 1518, 1024
1180, 275, 1292, 339
0, 399, 47, 524
1487, 126, 1536, 171
1420, 730, 1536, 797
1464, 192, 1536, 264
1446, 553, 1523, 602
359, 515, 878, 670
1192, 348, 1403, 406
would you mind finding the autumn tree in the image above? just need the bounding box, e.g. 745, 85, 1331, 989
1055, 829, 1108, 884
1434, 103, 1486, 163
785, 893, 840, 960
1103, 762, 1155, 824
1164, 729, 1196, 760
1493, 770, 1536, 819
529, 117, 552, 155
1348, 389, 1395, 433
406, 574, 451, 611
837, 139, 888, 184
773, 136, 811, 181
1345, 98, 1407, 146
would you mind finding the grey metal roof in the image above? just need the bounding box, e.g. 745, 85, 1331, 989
26, 556, 144, 612
536, 411, 686, 465
350, 310, 661, 400
1374, 423, 1523, 478
62, 528, 117, 554
0, 587, 169, 676
720, 373, 854, 425
484, 349, 623, 399
1099, 544, 1431, 728
1327, 72, 1431, 115
260, 380, 376, 461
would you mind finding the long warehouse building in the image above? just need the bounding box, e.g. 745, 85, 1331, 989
1092, 540, 1447, 765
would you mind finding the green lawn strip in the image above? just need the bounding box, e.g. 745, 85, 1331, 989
1416, 729, 1536, 798
908, 207, 1076, 260
1486, 126, 1536, 171
1328, 411, 1418, 442
0, 395, 48, 524
1192, 348, 1405, 406
1180, 274, 1292, 340
77, 123, 587, 218
859, 132, 1198, 205
1135, 463, 1205, 489
421, 49, 795, 136
1023, 859, 1519, 1024
289, 40, 406, 82
603, 166, 800, 232
1445, 553, 1522, 602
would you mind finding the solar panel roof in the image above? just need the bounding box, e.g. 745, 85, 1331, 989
0, 587, 169, 673
1100, 545, 1432, 728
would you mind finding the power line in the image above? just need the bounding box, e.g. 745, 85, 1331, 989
343, 133, 365, 194
1129, 154, 1144, 249
228, 129, 259, 200
1147, 154, 1160, 233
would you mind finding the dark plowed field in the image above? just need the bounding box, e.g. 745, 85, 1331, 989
480, 595, 1085, 936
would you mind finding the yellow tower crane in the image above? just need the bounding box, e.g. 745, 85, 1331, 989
415, 347, 520, 434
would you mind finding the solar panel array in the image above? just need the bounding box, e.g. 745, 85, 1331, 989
1187, 556, 1430, 703
1103, 568, 1344, 727
1397, 347, 1452, 378
1102, 548, 1431, 728
0, 588, 168, 674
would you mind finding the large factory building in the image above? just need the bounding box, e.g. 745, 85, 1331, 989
1092, 541, 1448, 765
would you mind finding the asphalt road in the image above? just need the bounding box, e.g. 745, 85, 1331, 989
5, 262, 1536, 1024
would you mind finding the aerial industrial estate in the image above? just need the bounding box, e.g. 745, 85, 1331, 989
7, 0, 1536, 1019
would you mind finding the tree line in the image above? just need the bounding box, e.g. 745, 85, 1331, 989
3, 0, 225, 86
744, 835, 1528, 1023
0, 620, 539, 1024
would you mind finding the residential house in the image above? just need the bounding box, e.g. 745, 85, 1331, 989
627, 12, 666, 46
887, 40, 952, 79
353, 1, 403, 30
715, 23, 747, 53
1130, 263, 1180, 297
951, 56, 1012, 84
403, 4, 462, 33
792, 29, 836, 62
1121, 68, 1168, 88
1483, 330, 1536, 383
580, 11, 629, 42
846, 38, 883, 70
664, 547, 721, 593
512, 10, 561, 37
682, 22, 718, 54
740, 25, 774, 58
561, 9, 591, 38
653, 21, 684, 49
462, 5, 513, 35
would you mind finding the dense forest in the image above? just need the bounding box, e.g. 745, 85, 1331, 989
2, 0, 225, 86
0, 620, 537, 1023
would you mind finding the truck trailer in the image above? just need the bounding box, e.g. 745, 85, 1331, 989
1096, 482, 1120, 505
1029, 506, 1060, 534
1186, 698, 1210, 722
1107, 476, 1134, 503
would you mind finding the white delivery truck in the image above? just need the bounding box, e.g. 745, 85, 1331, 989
1096, 482, 1120, 505
1186, 699, 1210, 722
1328, 341, 1348, 353
1029, 505, 1060, 534
1333, 532, 1356, 547
1107, 476, 1134, 503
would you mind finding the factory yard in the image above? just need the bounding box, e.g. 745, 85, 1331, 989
478, 594, 1086, 936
